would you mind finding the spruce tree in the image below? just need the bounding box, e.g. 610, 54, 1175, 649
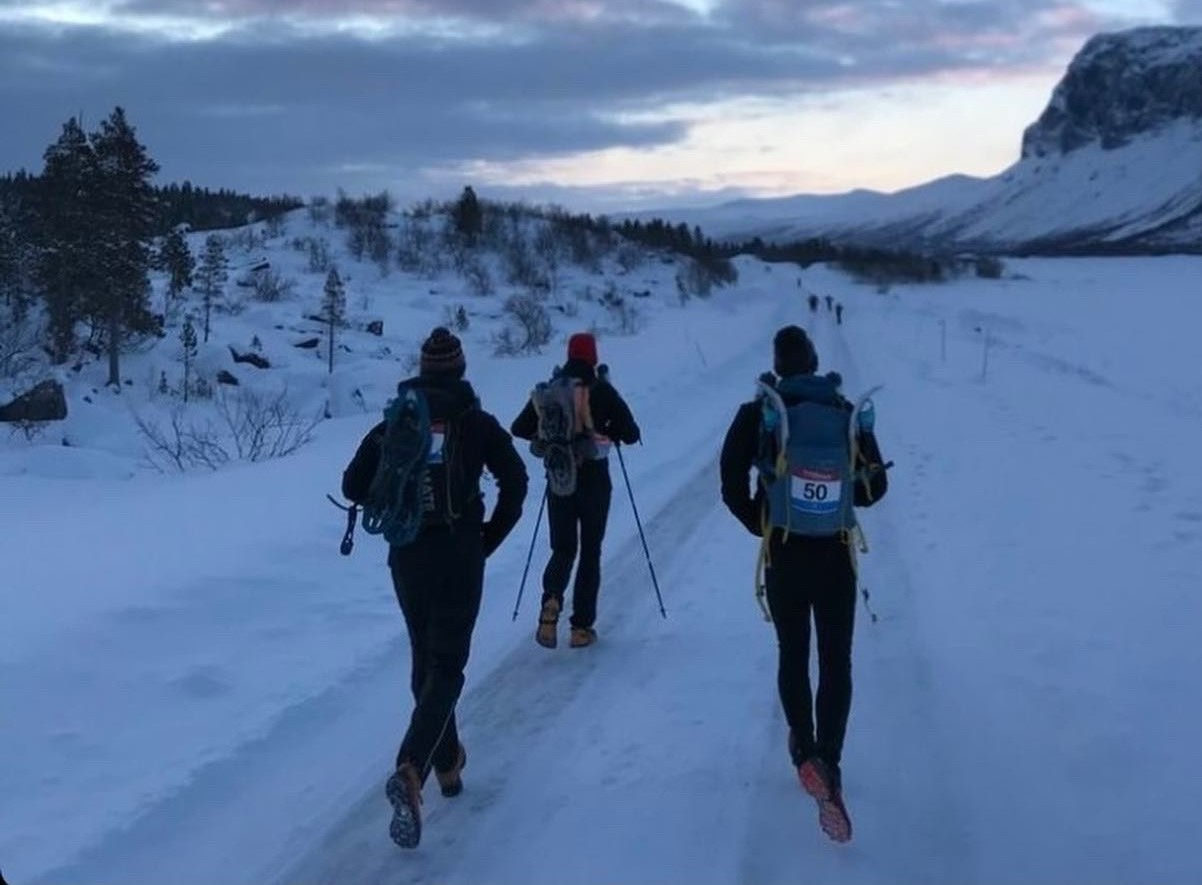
90, 107, 160, 386
180, 314, 198, 403
321, 267, 346, 375
194, 234, 227, 343
159, 227, 195, 305
0, 201, 28, 317
452, 186, 483, 245
35, 117, 98, 363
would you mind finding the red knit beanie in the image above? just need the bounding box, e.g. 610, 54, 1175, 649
567, 332, 598, 367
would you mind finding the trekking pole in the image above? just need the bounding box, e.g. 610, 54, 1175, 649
326, 494, 359, 556
860, 585, 879, 624
615, 444, 667, 619
512, 485, 548, 621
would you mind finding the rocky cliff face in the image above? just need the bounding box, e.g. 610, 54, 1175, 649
1021, 27, 1202, 158
662, 27, 1202, 253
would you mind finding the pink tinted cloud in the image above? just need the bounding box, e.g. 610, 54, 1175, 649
1037, 4, 1101, 27
726, 0, 1105, 47
111, 0, 694, 24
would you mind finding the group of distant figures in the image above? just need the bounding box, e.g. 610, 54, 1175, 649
804, 290, 844, 325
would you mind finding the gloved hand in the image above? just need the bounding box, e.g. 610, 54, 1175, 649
856, 398, 876, 432
740, 493, 764, 537
482, 521, 503, 558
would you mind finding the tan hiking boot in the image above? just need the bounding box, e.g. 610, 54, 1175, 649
386, 761, 424, 849
536, 598, 560, 648
569, 626, 597, 648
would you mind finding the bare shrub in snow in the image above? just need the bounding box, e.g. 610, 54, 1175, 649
7, 417, 50, 442
135, 387, 320, 472
264, 214, 286, 239
462, 256, 494, 296
494, 293, 551, 356
0, 305, 42, 380
605, 297, 642, 336
533, 226, 563, 293
215, 385, 321, 462
675, 257, 733, 300
135, 408, 229, 472
250, 268, 297, 303
227, 226, 263, 253
443, 304, 470, 332
502, 232, 547, 290
557, 296, 580, 319
490, 327, 521, 358
396, 216, 445, 277
615, 243, 645, 273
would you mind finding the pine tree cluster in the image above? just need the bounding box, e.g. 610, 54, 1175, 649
0, 108, 300, 386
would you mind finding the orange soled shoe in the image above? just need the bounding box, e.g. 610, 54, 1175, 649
797, 756, 852, 844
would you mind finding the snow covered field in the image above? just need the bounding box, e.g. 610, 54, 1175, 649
3, 238, 1201, 883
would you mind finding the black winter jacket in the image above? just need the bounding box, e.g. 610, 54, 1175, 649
342, 376, 528, 556
720, 376, 888, 537
510, 359, 641, 448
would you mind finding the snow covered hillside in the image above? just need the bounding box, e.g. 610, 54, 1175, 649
3, 238, 1202, 883
654, 27, 1202, 254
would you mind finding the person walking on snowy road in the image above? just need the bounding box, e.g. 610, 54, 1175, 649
719, 325, 889, 843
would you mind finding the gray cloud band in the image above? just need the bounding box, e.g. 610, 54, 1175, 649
0, 2, 1119, 201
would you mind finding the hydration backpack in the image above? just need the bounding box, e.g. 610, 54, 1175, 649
530, 372, 597, 497
757, 373, 856, 537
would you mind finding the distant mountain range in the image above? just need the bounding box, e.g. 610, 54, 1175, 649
658, 27, 1202, 254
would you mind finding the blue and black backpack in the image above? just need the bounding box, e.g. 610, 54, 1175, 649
756, 372, 857, 538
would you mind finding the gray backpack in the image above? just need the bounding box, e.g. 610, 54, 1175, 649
530, 373, 596, 497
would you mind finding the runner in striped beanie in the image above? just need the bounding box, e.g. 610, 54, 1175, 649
420, 327, 466, 379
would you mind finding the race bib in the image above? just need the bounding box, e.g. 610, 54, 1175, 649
790, 467, 841, 515
428, 421, 446, 464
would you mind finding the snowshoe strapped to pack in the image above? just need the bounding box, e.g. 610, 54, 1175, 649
361, 384, 433, 547
530, 373, 597, 497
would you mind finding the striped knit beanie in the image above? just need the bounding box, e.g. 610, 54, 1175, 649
420, 327, 466, 378
773, 325, 818, 377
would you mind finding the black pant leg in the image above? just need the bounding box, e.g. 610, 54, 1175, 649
392, 568, 429, 707
765, 537, 817, 761
811, 541, 857, 766
391, 529, 485, 780
570, 465, 612, 629
542, 490, 578, 605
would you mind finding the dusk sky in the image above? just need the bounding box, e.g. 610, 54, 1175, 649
0, 0, 1194, 211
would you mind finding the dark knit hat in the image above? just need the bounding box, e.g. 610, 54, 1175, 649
567, 332, 599, 368
420, 326, 466, 378
773, 325, 818, 377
